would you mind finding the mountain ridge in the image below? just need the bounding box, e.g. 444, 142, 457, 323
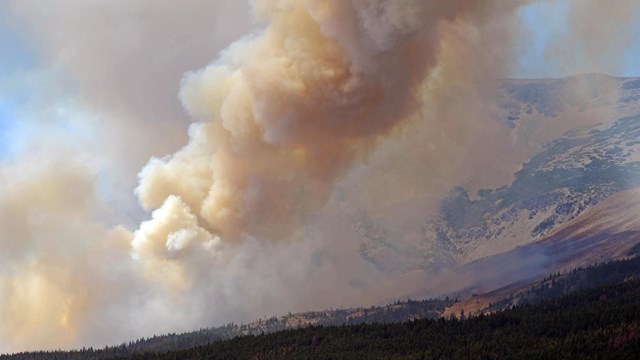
357, 75, 640, 273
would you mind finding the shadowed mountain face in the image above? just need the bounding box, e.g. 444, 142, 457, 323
3, 74, 640, 358
432, 114, 640, 260
357, 75, 640, 276
500, 74, 640, 124
429, 189, 640, 299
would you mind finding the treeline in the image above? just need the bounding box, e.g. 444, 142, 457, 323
240, 297, 453, 336
122, 278, 640, 359
0, 325, 240, 360
0, 299, 452, 360
489, 255, 640, 311
4, 256, 640, 359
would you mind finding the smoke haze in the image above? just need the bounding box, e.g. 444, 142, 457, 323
1, 0, 639, 353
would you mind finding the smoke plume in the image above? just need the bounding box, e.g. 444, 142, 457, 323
135, 0, 525, 250
2, 0, 639, 353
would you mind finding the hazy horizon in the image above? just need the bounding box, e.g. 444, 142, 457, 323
1, 0, 639, 353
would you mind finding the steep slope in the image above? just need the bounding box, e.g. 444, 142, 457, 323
7, 272, 640, 359
424, 188, 640, 304
358, 75, 640, 271
444, 255, 640, 318
112, 279, 640, 359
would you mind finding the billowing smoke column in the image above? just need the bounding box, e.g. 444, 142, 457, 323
132, 0, 525, 264
1, 0, 566, 352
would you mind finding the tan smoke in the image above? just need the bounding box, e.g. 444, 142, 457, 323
0, 143, 135, 351
555, 0, 640, 76
134, 0, 529, 256
6, 0, 253, 223
4, 0, 637, 354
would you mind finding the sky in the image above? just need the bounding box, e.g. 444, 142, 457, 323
515, 1, 640, 78
0, 0, 639, 354
0, 7, 30, 158
1, 1, 638, 161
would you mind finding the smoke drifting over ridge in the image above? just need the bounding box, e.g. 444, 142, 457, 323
135, 0, 525, 250
128, 0, 539, 307
2, 0, 639, 353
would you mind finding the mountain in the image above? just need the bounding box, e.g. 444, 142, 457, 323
5, 74, 640, 359
358, 75, 640, 273
138, 275, 640, 359
419, 187, 640, 299
444, 254, 640, 319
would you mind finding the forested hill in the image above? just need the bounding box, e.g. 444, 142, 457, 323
488, 254, 640, 312
101, 277, 640, 359
445, 254, 640, 317
4, 256, 640, 359
0, 299, 453, 360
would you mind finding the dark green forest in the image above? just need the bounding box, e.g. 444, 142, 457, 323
489, 255, 640, 311
4, 256, 640, 359
118, 278, 640, 359
0, 299, 452, 359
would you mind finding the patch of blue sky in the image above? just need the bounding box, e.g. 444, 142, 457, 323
515, 1, 640, 79
620, 6, 640, 78
0, 99, 38, 161
0, 100, 13, 158
0, 3, 40, 160
0, 4, 37, 76
514, 1, 571, 79
0, 4, 82, 162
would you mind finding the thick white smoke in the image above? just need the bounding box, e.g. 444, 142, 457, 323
134, 0, 526, 251
0, 0, 533, 352
2, 0, 639, 354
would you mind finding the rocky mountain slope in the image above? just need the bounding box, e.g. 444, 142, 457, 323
409, 187, 640, 310
444, 250, 640, 319
357, 75, 640, 271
